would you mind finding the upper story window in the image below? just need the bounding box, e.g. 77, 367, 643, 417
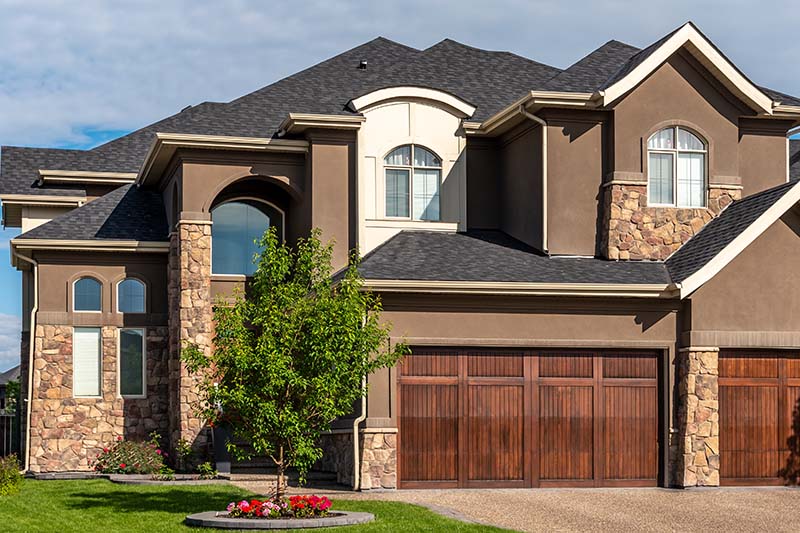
384, 145, 441, 221
117, 278, 145, 313
647, 127, 707, 208
211, 199, 284, 276
73, 277, 102, 312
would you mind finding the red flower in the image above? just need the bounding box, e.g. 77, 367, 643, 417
155, 449, 162, 455
117, 436, 123, 442
119, 463, 126, 469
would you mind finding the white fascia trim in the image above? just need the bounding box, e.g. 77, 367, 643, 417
469, 91, 597, 135
11, 239, 170, 253
0, 194, 85, 206
363, 279, 678, 298
348, 86, 477, 117
277, 113, 365, 135
599, 23, 773, 114
38, 170, 137, 186
678, 180, 800, 298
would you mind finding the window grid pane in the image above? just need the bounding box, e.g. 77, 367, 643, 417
118, 279, 145, 313
677, 128, 705, 151
648, 128, 674, 150
678, 153, 705, 207
385, 169, 410, 217
385, 145, 411, 166
120, 329, 144, 396
74, 278, 101, 312
413, 146, 441, 167
648, 153, 674, 205
412, 169, 441, 220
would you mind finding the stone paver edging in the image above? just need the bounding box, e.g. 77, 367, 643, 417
185, 511, 374, 529
109, 474, 228, 485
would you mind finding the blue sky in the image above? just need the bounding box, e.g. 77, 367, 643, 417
1, 0, 799, 371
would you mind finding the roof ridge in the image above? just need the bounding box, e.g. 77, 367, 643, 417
423, 38, 561, 72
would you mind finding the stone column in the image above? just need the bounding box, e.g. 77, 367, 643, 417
675, 348, 720, 487
168, 221, 213, 459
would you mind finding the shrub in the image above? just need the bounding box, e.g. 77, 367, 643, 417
197, 461, 217, 480
0, 454, 23, 496
152, 465, 175, 481
174, 438, 193, 472
92, 433, 165, 474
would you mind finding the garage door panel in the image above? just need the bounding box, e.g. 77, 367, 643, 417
721, 385, 780, 480
467, 385, 525, 482
401, 351, 458, 377
720, 354, 779, 379
399, 383, 459, 483
467, 353, 524, 377
603, 353, 658, 379
539, 352, 593, 378
539, 385, 594, 481
603, 385, 658, 480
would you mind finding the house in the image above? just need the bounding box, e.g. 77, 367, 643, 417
0, 364, 20, 410
2, 21, 800, 488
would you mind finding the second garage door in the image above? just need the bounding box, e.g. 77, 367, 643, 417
398, 349, 660, 488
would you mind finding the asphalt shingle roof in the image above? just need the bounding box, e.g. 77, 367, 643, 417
358, 230, 671, 285
15, 184, 168, 242
666, 180, 799, 282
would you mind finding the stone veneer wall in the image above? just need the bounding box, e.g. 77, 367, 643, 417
27, 325, 169, 472
674, 348, 720, 487
318, 430, 398, 490
603, 184, 741, 260
167, 223, 213, 459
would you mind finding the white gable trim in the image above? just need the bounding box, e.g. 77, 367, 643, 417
348, 86, 477, 118
678, 181, 800, 298
599, 23, 774, 114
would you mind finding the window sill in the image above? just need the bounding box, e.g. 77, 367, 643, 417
364, 219, 458, 231
210, 274, 249, 282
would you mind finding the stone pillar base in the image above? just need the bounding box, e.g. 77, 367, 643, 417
318, 429, 397, 490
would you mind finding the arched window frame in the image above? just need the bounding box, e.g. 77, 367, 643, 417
116, 277, 146, 314
647, 126, 708, 208
72, 277, 103, 313
210, 197, 286, 277
383, 144, 442, 221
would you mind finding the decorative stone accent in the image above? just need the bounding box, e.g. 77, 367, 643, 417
317, 430, 397, 490
603, 184, 741, 261
168, 223, 213, 460
674, 349, 720, 487
27, 325, 169, 472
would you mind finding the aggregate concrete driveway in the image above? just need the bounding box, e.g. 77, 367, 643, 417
233, 480, 800, 532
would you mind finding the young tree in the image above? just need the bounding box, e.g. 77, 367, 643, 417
182, 228, 407, 498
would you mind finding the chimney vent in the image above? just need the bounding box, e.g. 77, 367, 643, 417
358, 60, 368, 70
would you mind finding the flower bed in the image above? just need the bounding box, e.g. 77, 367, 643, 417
226, 496, 332, 519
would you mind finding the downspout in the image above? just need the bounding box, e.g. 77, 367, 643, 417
518, 105, 548, 253
12, 248, 38, 473
352, 376, 367, 490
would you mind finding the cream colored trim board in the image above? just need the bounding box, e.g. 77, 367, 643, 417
177, 219, 214, 226
678, 180, 800, 298
278, 113, 365, 135
598, 23, 773, 114
468, 91, 597, 136
678, 346, 720, 353
38, 170, 137, 186
348, 87, 477, 117
11, 239, 170, 253
364, 279, 678, 298
0, 194, 85, 205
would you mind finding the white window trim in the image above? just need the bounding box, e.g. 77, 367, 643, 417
116, 278, 147, 314
647, 127, 708, 208
73, 327, 102, 399
118, 327, 147, 399
210, 197, 286, 277
383, 144, 443, 221
72, 277, 103, 314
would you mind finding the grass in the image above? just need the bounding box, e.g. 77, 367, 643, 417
0, 479, 507, 532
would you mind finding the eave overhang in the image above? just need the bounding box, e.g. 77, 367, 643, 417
37, 170, 137, 186
1, 194, 86, 229
136, 133, 310, 187
277, 113, 366, 136
10, 238, 169, 267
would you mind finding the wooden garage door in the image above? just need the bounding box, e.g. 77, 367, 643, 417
719, 350, 800, 485
398, 349, 659, 488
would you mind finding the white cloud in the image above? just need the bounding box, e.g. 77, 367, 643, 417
0, 1, 798, 148
0, 313, 21, 373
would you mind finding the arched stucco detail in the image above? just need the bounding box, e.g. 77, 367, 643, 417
201, 171, 302, 213
348, 86, 476, 118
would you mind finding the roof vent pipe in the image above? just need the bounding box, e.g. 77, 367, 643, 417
358, 60, 368, 70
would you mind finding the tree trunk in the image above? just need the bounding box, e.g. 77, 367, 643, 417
275, 446, 285, 501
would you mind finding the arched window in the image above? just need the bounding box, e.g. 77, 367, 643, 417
117, 278, 145, 313
647, 127, 707, 207
211, 200, 284, 276
73, 277, 102, 312
384, 145, 441, 220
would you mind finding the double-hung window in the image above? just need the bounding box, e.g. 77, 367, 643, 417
73, 327, 101, 397
384, 145, 442, 221
647, 127, 707, 207
119, 328, 145, 397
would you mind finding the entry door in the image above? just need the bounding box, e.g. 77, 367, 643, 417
397, 349, 660, 488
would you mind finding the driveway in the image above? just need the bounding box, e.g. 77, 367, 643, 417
233, 480, 800, 532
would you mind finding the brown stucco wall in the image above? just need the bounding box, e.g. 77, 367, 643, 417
498, 123, 543, 250
610, 52, 746, 185
465, 138, 500, 229
685, 207, 800, 347
738, 118, 792, 197
544, 110, 606, 256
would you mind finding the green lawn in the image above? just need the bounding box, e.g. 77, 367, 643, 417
0, 479, 506, 532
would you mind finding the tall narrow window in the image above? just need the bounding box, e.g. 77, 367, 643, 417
647, 127, 707, 207
74, 277, 102, 312
117, 278, 145, 313
119, 329, 145, 397
73, 327, 101, 397
384, 145, 441, 220
211, 200, 284, 276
